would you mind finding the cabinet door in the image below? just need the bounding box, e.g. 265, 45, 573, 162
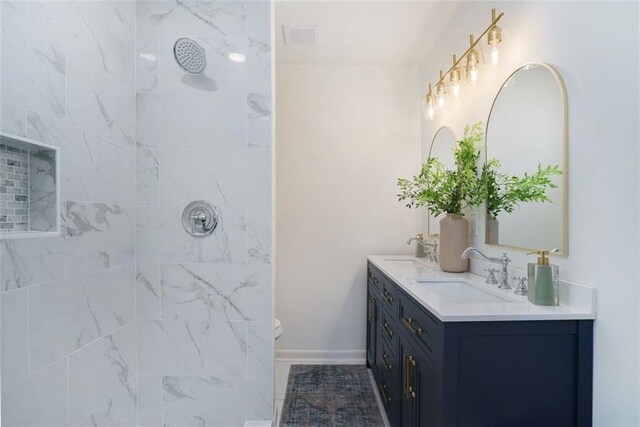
413, 347, 439, 427
399, 333, 439, 427
366, 285, 380, 373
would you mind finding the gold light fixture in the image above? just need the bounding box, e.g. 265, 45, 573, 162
435, 70, 447, 108
422, 83, 436, 120
422, 8, 504, 112
449, 55, 463, 98
466, 34, 480, 85
487, 9, 503, 65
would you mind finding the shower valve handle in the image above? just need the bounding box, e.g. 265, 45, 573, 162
182, 201, 219, 237
190, 209, 208, 232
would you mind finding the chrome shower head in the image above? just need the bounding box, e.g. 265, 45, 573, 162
173, 38, 206, 74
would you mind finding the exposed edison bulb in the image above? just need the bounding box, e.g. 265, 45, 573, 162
468, 64, 479, 85
487, 11, 503, 66
490, 44, 500, 65
452, 81, 461, 97
449, 59, 463, 99
422, 85, 436, 120
466, 38, 480, 86
436, 83, 446, 109
435, 71, 447, 109
421, 95, 435, 120
450, 70, 462, 98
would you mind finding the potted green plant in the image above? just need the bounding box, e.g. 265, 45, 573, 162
397, 122, 486, 272
482, 160, 562, 244
398, 121, 562, 272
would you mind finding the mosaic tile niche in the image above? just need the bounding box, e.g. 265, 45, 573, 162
0, 134, 58, 234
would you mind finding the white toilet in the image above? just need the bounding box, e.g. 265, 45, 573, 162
275, 318, 283, 340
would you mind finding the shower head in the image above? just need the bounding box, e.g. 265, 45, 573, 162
173, 38, 206, 74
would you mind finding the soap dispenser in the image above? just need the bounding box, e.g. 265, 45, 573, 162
527, 250, 559, 306
414, 234, 426, 258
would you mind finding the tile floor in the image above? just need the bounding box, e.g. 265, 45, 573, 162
274, 362, 292, 426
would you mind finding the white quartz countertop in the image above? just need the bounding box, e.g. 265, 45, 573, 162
368, 255, 597, 322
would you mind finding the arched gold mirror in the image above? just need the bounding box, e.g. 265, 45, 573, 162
427, 126, 457, 236
485, 62, 568, 255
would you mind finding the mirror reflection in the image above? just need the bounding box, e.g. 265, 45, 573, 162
427, 126, 457, 236
485, 63, 567, 254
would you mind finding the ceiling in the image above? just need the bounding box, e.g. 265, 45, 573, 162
275, 1, 461, 66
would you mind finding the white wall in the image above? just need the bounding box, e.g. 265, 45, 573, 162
276, 65, 421, 360
420, 2, 639, 425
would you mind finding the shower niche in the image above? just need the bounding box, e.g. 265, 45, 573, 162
0, 133, 59, 237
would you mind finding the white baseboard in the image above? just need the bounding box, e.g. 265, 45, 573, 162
275, 349, 366, 364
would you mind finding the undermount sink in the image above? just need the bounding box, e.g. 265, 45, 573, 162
382, 259, 428, 268
415, 280, 512, 304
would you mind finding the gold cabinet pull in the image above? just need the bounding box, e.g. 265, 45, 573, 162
382, 322, 393, 338
380, 352, 392, 371
403, 355, 417, 400
402, 317, 423, 336
403, 355, 409, 398
382, 291, 393, 303
367, 296, 376, 322
378, 383, 392, 404
368, 277, 378, 287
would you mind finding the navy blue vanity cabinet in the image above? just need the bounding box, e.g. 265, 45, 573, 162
441, 320, 594, 427
366, 261, 594, 427
366, 274, 380, 375
398, 290, 443, 427
377, 338, 399, 424
399, 330, 440, 427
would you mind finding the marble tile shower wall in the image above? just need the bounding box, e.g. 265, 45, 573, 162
134, 1, 273, 426
0, 1, 137, 426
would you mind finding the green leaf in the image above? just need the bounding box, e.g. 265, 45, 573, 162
397, 121, 563, 220
396, 121, 486, 217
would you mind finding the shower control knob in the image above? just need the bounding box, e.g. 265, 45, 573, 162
190, 209, 207, 231
182, 201, 219, 237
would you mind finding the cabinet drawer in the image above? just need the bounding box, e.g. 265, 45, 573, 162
377, 378, 397, 425
380, 277, 397, 312
377, 344, 399, 426
377, 338, 395, 376
368, 263, 383, 292
380, 308, 397, 352
398, 291, 441, 355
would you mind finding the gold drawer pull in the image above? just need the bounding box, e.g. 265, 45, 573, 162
403, 355, 417, 400
380, 352, 392, 371
368, 277, 378, 286
382, 291, 394, 303
383, 322, 393, 337
402, 317, 423, 336
378, 383, 392, 404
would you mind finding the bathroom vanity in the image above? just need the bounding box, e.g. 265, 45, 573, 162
366, 256, 595, 427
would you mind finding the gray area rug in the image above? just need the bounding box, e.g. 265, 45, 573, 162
280, 365, 385, 427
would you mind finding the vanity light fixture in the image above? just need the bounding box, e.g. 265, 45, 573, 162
487, 9, 503, 65
422, 8, 504, 120
466, 35, 480, 85
422, 84, 436, 120
449, 55, 463, 98
436, 70, 447, 108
